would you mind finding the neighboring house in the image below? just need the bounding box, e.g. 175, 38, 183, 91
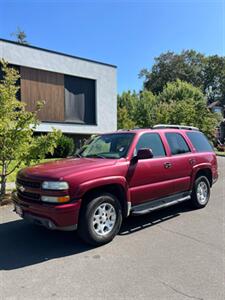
0, 38, 117, 145
208, 101, 225, 144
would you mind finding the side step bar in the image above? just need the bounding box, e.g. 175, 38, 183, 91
131, 193, 191, 216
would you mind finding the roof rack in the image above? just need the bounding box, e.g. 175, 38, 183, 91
153, 124, 199, 131
130, 127, 153, 130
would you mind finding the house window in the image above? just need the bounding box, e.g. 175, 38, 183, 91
64, 75, 96, 124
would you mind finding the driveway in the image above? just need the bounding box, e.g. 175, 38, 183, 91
0, 157, 224, 300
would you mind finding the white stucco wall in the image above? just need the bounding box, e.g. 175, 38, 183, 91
0, 39, 117, 135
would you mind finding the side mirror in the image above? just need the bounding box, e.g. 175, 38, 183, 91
137, 148, 154, 160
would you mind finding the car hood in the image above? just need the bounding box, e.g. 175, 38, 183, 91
18, 157, 118, 181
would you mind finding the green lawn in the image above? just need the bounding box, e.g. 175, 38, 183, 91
216, 151, 225, 157
2, 159, 60, 184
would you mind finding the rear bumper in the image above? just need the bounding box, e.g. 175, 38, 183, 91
12, 192, 81, 231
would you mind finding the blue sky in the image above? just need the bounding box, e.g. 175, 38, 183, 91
0, 0, 224, 93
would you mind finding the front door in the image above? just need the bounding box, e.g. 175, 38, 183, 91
127, 133, 174, 205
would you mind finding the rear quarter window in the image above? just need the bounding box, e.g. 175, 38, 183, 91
186, 131, 213, 152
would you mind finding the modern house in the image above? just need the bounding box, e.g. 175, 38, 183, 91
0, 38, 117, 143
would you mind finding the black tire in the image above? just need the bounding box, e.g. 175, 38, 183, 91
190, 176, 210, 209
78, 193, 123, 246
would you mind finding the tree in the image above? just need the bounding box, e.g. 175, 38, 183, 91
117, 91, 138, 129
154, 80, 220, 139
140, 50, 225, 104
117, 90, 157, 129
140, 50, 205, 94
11, 27, 28, 44
203, 55, 225, 105
117, 80, 219, 140
117, 106, 136, 130
0, 61, 61, 200
157, 79, 204, 103
135, 90, 157, 128
154, 100, 219, 139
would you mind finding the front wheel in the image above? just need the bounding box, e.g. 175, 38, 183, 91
190, 176, 210, 209
78, 193, 122, 246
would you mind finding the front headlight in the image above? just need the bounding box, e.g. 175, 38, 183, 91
42, 181, 69, 190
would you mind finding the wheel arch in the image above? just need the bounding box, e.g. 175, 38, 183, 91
79, 182, 129, 219
193, 168, 213, 187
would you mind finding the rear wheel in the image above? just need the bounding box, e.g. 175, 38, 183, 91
190, 176, 210, 209
78, 193, 122, 246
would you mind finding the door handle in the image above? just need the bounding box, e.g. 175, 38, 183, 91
164, 162, 172, 169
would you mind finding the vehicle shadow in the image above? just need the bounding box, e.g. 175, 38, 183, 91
0, 219, 93, 271
0, 202, 192, 270
119, 201, 192, 235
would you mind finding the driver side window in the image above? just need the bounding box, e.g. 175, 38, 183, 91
134, 133, 166, 157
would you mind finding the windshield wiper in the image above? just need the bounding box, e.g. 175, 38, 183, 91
95, 154, 106, 159
86, 154, 106, 159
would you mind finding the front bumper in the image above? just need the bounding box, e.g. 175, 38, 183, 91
12, 192, 81, 231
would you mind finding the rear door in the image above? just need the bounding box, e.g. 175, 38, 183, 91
163, 132, 194, 194
127, 132, 175, 205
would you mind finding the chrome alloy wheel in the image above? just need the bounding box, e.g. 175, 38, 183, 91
197, 181, 208, 204
92, 203, 117, 236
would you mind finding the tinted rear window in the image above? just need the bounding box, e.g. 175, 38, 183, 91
186, 132, 213, 152
165, 133, 190, 155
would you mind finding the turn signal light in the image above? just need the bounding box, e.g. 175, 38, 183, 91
41, 195, 70, 203
57, 196, 70, 203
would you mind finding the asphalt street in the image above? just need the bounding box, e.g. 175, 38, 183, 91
0, 157, 224, 300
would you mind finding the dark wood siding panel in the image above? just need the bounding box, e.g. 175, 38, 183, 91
20, 67, 64, 121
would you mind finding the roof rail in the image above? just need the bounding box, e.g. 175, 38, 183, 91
153, 124, 199, 131
131, 127, 153, 130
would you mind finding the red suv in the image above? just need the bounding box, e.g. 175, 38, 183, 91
13, 125, 218, 245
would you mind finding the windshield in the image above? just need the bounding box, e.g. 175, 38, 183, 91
77, 133, 135, 159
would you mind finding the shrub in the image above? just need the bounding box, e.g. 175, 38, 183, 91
0, 61, 61, 199
50, 135, 75, 158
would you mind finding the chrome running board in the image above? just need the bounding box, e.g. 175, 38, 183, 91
131, 192, 191, 216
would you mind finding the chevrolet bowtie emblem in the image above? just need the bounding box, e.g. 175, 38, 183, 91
18, 185, 25, 192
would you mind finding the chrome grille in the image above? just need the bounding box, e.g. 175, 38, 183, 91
17, 178, 41, 189
17, 190, 40, 202
16, 177, 41, 202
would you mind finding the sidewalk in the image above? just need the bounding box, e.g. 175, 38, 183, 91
3, 182, 16, 191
